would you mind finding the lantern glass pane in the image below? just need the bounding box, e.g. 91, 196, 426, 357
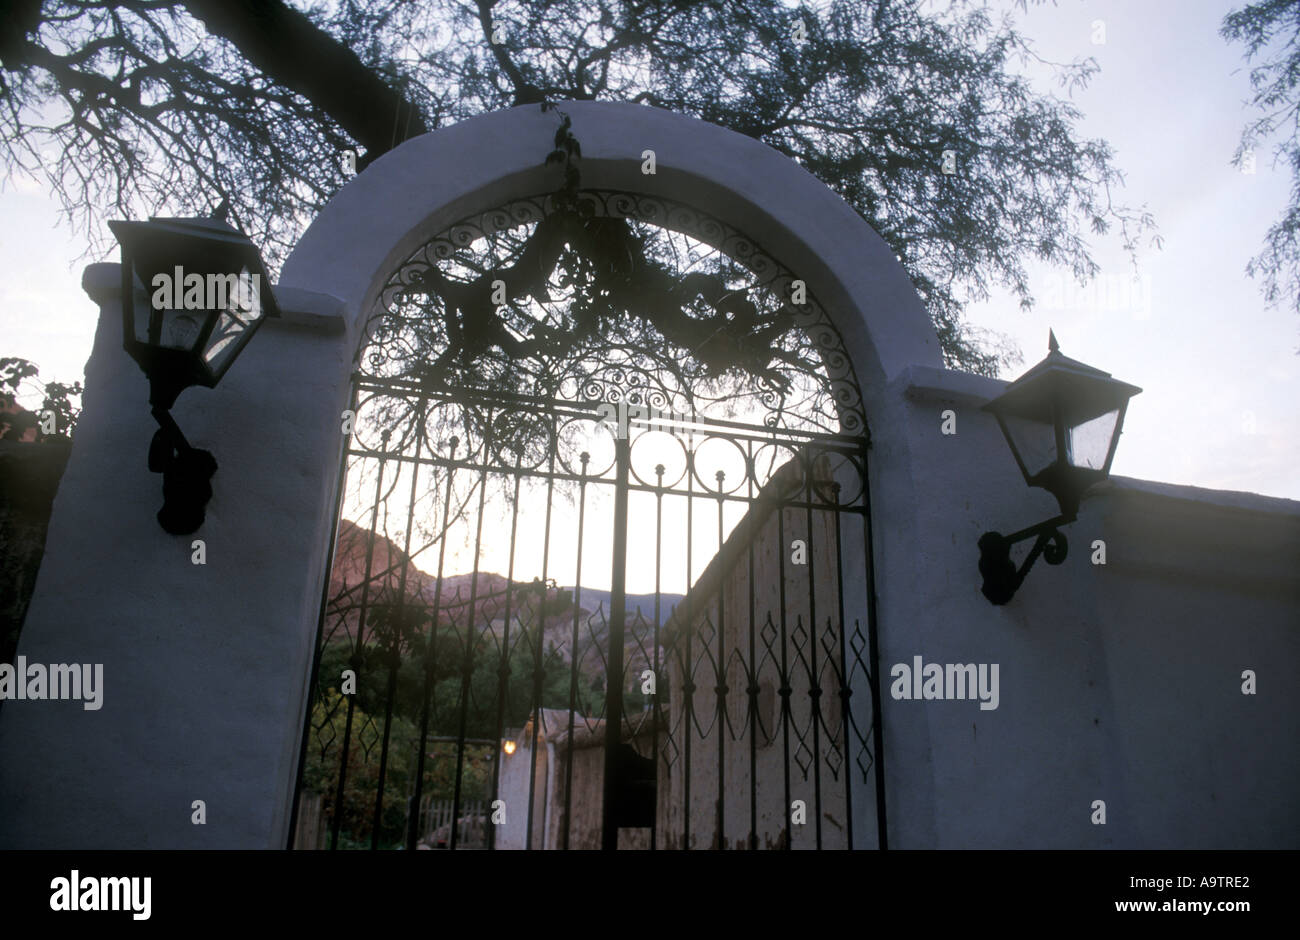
1067, 408, 1119, 470
1002, 413, 1058, 478
201, 267, 265, 375
130, 301, 151, 346
158, 311, 204, 351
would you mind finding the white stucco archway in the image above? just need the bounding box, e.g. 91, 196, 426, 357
280, 101, 942, 393
0, 102, 944, 849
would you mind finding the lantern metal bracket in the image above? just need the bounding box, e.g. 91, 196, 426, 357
110, 210, 280, 537
147, 405, 218, 536
978, 512, 1073, 606
150, 405, 191, 454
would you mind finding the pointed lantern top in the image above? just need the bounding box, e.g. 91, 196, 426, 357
980, 329, 1143, 518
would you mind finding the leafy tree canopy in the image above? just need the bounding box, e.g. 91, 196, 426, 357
1, 0, 1167, 375
1222, 0, 1300, 321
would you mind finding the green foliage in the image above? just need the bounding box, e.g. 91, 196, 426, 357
317, 601, 577, 739
0, 358, 38, 394
304, 601, 582, 847
302, 689, 415, 848
38, 380, 83, 440
0, 356, 82, 441
1221, 1, 1300, 322
303, 688, 495, 849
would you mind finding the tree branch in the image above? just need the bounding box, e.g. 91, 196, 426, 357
179, 0, 426, 160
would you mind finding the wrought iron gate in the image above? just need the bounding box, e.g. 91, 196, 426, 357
288, 190, 887, 850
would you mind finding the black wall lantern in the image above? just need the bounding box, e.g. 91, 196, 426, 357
108, 213, 280, 535
978, 331, 1141, 604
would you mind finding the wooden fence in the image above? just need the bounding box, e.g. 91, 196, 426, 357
418, 796, 489, 849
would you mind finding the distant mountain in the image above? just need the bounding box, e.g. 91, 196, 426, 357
564, 588, 685, 629
327, 519, 683, 652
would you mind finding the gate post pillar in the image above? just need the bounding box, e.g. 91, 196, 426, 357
0, 265, 351, 848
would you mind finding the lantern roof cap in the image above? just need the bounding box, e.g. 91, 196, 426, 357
982, 330, 1141, 422
107, 214, 281, 321
107, 215, 254, 251
109, 212, 281, 409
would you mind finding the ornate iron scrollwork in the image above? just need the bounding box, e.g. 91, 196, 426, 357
360, 190, 868, 439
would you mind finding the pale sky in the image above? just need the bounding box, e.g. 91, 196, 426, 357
967, 0, 1299, 500
1, 0, 1295, 502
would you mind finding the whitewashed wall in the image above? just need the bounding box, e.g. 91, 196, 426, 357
870, 365, 1300, 848
0, 102, 1294, 849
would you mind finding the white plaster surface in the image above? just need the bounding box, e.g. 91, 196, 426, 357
873, 369, 1300, 848
1, 103, 1295, 849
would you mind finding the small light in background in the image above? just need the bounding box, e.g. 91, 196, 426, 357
503, 740, 517, 755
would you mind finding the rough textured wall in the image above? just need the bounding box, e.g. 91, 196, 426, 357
546, 741, 606, 849
494, 740, 549, 849
878, 365, 1300, 849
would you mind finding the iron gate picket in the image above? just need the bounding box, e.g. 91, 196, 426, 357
288, 187, 887, 850
290, 382, 886, 850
